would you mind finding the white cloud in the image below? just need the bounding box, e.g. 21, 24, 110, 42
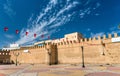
90, 32, 105, 38
4, 34, 15, 39
95, 13, 100, 16
86, 28, 91, 31
15, 0, 79, 45
80, 12, 85, 18
96, 2, 101, 8
3, 0, 16, 18
87, 11, 91, 14
108, 26, 120, 34
15, 0, 101, 45
109, 30, 120, 35
93, 2, 101, 10
79, 7, 92, 18
90, 26, 120, 38
109, 26, 117, 31
84, 0, 91, 5
80, 1, 101, 18
80, 12, 85, 16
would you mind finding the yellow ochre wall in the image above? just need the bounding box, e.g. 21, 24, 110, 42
1, 33, 120, 65
54, 33, 120, 64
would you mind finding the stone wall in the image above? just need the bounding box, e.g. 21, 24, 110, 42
56, 42, 82, 64
10, 44, 52, 64
55, 33, 120, 64
1, 33, 120, 65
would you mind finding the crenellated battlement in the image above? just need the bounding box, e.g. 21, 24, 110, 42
54, 33, 119, 47
8, 33, 119, 50
1, 32, 118, 51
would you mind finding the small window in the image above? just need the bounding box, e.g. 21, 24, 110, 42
6, 53, 8, 55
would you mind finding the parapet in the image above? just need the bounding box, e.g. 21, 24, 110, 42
5, 33, 119, 50
103, 35, 106, 39
114, 33, 118, 37
108, 34, 112, 38
56, 32, 119, 46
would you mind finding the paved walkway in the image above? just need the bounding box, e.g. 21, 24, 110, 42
0, 64, 120, 76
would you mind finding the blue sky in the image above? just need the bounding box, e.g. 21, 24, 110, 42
0, 0, 120, 48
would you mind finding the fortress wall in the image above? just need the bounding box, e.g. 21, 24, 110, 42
83, 40, 106, 64
56, 33, 120, 64
56, 42, 82, 64
84, 33, 120, 64
6, 33, 120, 64
10, 44, 51, 64
56, 40, 107, 64
102, 33, 120, 64
105, 42, 120, 64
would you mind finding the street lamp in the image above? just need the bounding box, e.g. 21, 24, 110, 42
81, 46, 85, 68
13, 52, 19, 66
101, 41, 105, 56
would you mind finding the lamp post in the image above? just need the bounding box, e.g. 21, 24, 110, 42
101, 41, 105, 56
81, 46, 85, 68
13, 52, 19, 66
